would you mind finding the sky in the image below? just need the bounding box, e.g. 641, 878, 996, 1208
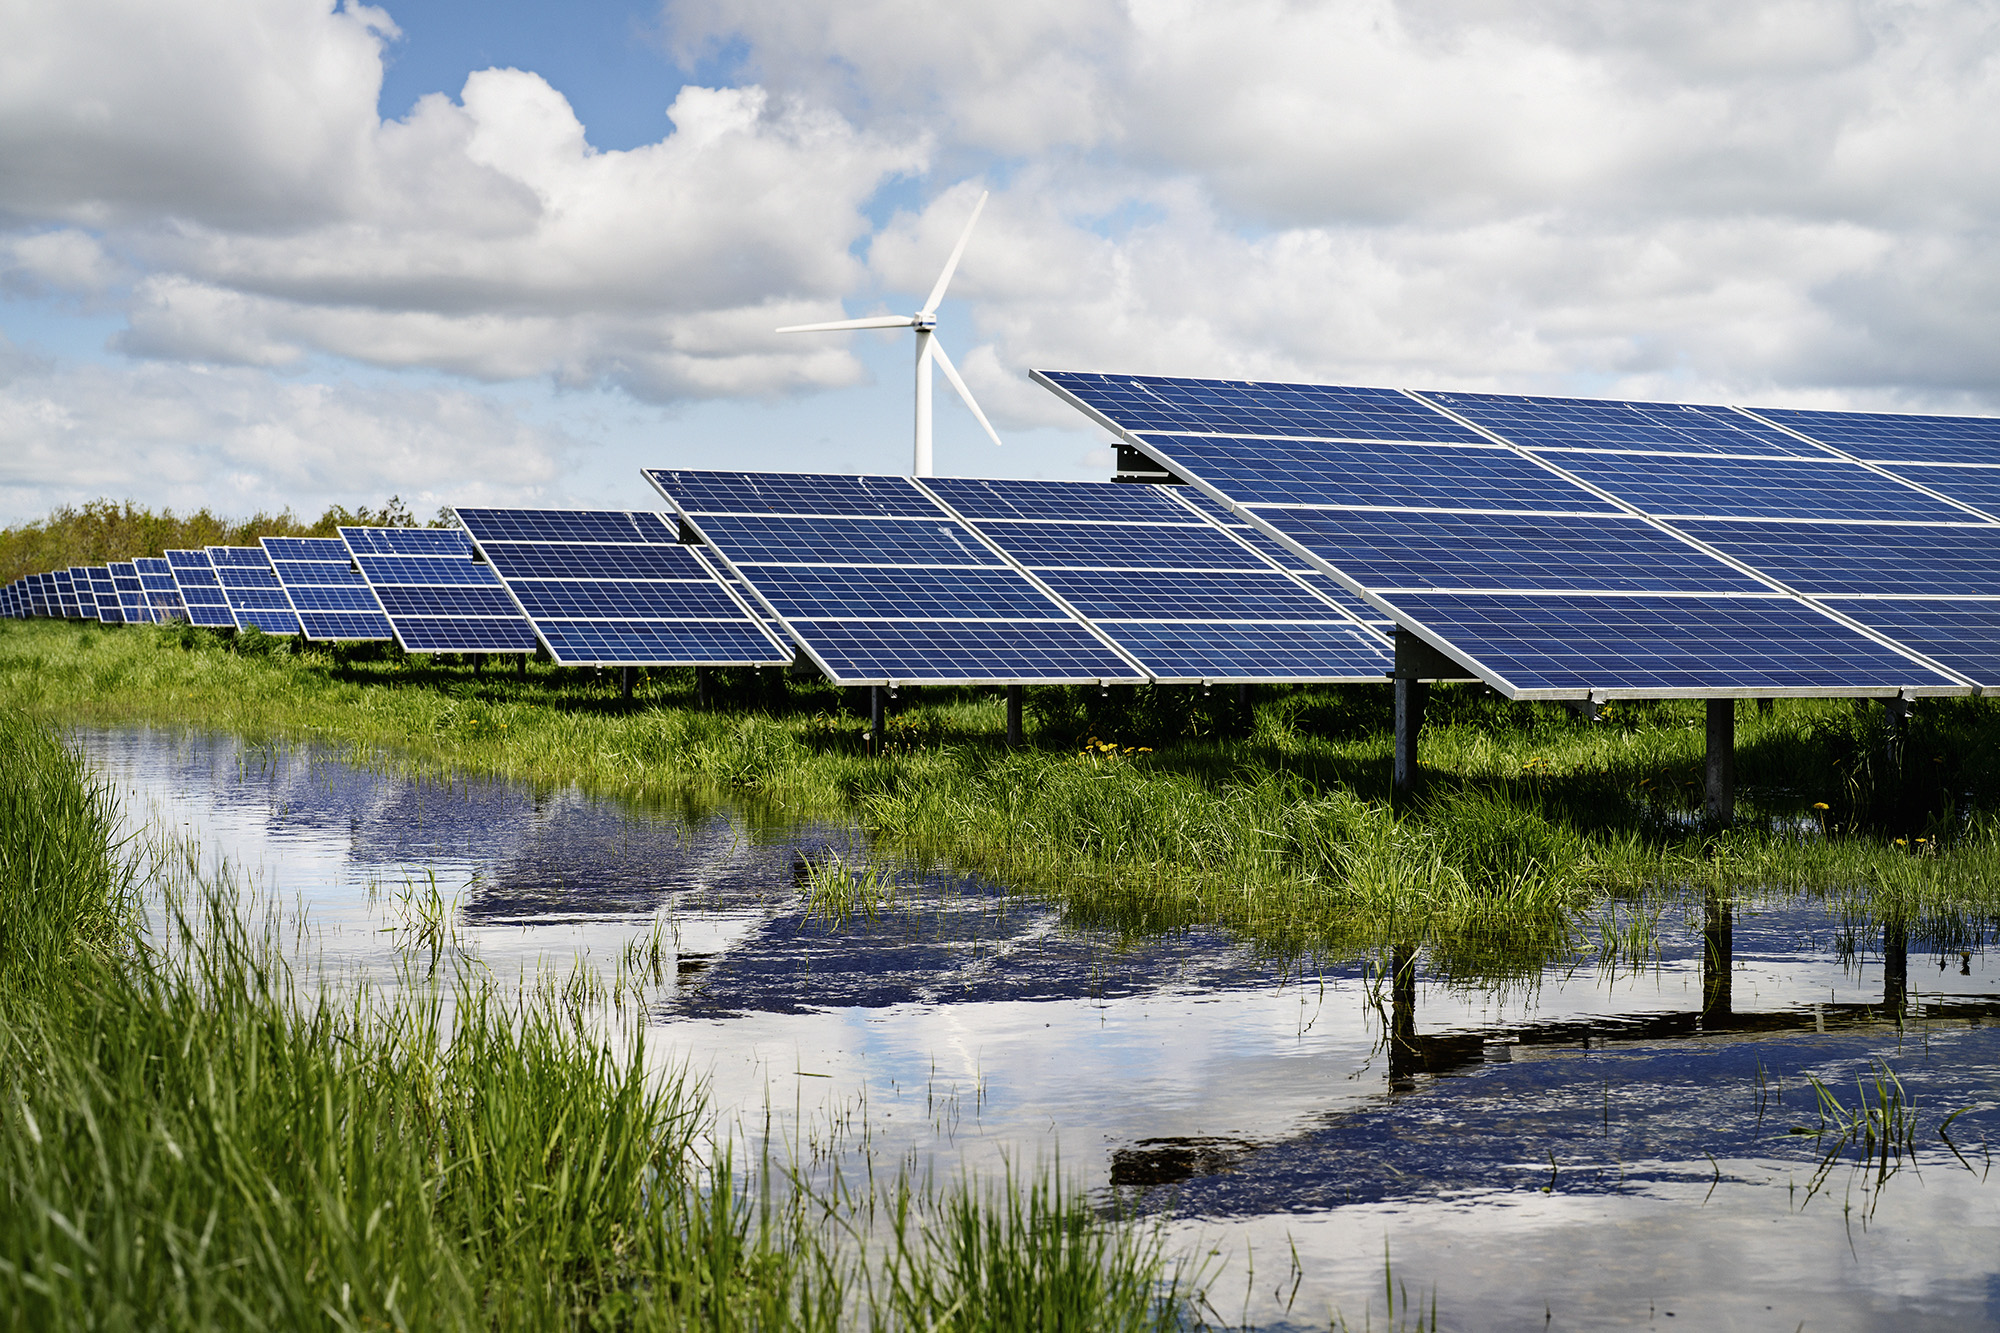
4, 0, 2000, 526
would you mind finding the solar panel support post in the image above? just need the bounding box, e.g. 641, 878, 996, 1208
1701, 889, 1732, 1022
1704, 699, 1735, 829
1006, 684, 1023, 747
622, 666, 635, 702
517, 653, 527, 680
1883, 695, 1910, 831
868, 686, 886, 756
1392, 630, 1446, 814
695, 666, 712, 710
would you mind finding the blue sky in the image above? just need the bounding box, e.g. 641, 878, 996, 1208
5, 0, 2000, 525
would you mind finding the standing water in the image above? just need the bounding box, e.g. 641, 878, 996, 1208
85, 726, 2000, 1330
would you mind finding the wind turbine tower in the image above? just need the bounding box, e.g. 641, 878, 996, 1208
778, 191, 1003, 477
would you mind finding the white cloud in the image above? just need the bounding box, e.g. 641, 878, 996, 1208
0, 349, 582, 521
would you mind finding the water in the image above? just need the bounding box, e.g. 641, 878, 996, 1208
83, 726, 2000, 1329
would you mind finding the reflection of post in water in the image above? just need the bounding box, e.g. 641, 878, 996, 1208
1883, 916, 1909, 1018
1389, 943, 1421, 1089
1701, 889, 1733, 1022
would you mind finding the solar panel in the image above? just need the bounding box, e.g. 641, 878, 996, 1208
1035, 369, 1965, 699
204, 547, 298, 634
921, 477, 1392, 683
647, 469, 1145, 687
85, 568, 122, 624
338, 526, 537, 654
165, 549, 237, 628
259, 536, 393, 641
67, 567, 98, 619
1746, 406, 2000, 466
108, 563, 153, 623
133, 557, 187, 623
454, 507, 791, 667
50, 569, 82, 619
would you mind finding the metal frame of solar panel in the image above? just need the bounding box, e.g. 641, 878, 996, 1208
1033, 370, 1965, 701
166, 549, 237, 628
917, 477, 1392, 683
645, 470, 1147, 687
452, 507, 791, 668
1411, 391, 2000, 693
105, 563, 153, 623
260, 537, 393, 641
134, 557, 187, 623
204, 547, 296, 634
338, 526, 538, 654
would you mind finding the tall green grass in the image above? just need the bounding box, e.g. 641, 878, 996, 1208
0, 708, 1189, 1331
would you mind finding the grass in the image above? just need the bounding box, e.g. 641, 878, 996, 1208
0, 706, 1189, 1331
7, 616, 2000, 976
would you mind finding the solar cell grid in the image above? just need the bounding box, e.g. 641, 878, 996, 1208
339, 525, 539, 655
1750, 407, 2000, 466
1424, 390, 1828, 459
1868, 463, 2000, 518
923, 475, 1392, 683
1036, 370, 1487, 442
650, 470, 1143, 685
1542, 452, 1979, 523
69, 568, 98, 617
166, 550, 237, 628
1676, 521, 2000, 598
260, 537, 392, 641
109, 563, 152, 624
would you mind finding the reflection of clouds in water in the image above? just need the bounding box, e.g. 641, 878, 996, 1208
75, 726, 2000, 1331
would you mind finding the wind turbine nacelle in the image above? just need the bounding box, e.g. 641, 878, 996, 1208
913, 311, 938, 331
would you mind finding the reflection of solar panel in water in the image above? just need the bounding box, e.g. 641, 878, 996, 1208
165, 549, 236, 628
1037, 370, 1963, 700
261, 537, 393, 641
647, 469, 1144, 686
204, 547, 297, 634
921, 477, 1392, 683
454, 507, 791, 666
108, 563, 153, 623
134, 558, 186, 622
338, 527, 538, 654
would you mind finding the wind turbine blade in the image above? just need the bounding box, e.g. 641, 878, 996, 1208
776, 315, 918, 333
920, 190, 989, 316
928, 340, 1004, 450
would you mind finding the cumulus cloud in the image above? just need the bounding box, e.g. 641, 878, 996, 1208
0, 347, 582, 521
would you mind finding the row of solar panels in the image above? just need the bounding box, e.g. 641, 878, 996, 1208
10, 373, 2000, 699
1, 494, 1390, 686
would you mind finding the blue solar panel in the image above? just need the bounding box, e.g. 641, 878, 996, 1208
455, 506, 790, 667
205, 546, 294, 633
109, 563, 153, 623
1424, 390, 1828, 459
1819, 599, 2000, 688
1038, 368, 1965, 696
1750, 407, 2000, 465
651, 470, 1142, 685
1676, 521, 2000, 597
339, 527, 474, 557
68, 567, 98, 617
1869, 463, 2000, 517
1036, 371, 1487, 442
339, 525, 537, 654
260, 536, 391, 641
1543, 452, 1974, 523
134, 558, 187, 622
86, 568, 121, 624
1136, 433, 1619, 513
1260, 509, 1765, 594
924, 476, 1391, 683
1387, 592, 1952, 697
166, 550, 237, 628
649, 471, 942, 518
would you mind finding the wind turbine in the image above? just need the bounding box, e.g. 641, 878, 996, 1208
778, 191, 1003, 477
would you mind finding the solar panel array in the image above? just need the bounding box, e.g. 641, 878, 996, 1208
167, 549, 237, 628
919, 477, 1392, 682
68, 566, 99, 619
134, 557, 186, 623
1035, 371, 1966, 700
205, 547, 297, 634
648, 470, 1147, 686
454, 507, 790, 667
262, 537, 393, 641
339, 526, 537, 654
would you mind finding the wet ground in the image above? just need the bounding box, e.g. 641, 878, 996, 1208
83, 726, 2000, 1330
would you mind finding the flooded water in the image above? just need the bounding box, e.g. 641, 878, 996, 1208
82, 726, 2000, 1330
